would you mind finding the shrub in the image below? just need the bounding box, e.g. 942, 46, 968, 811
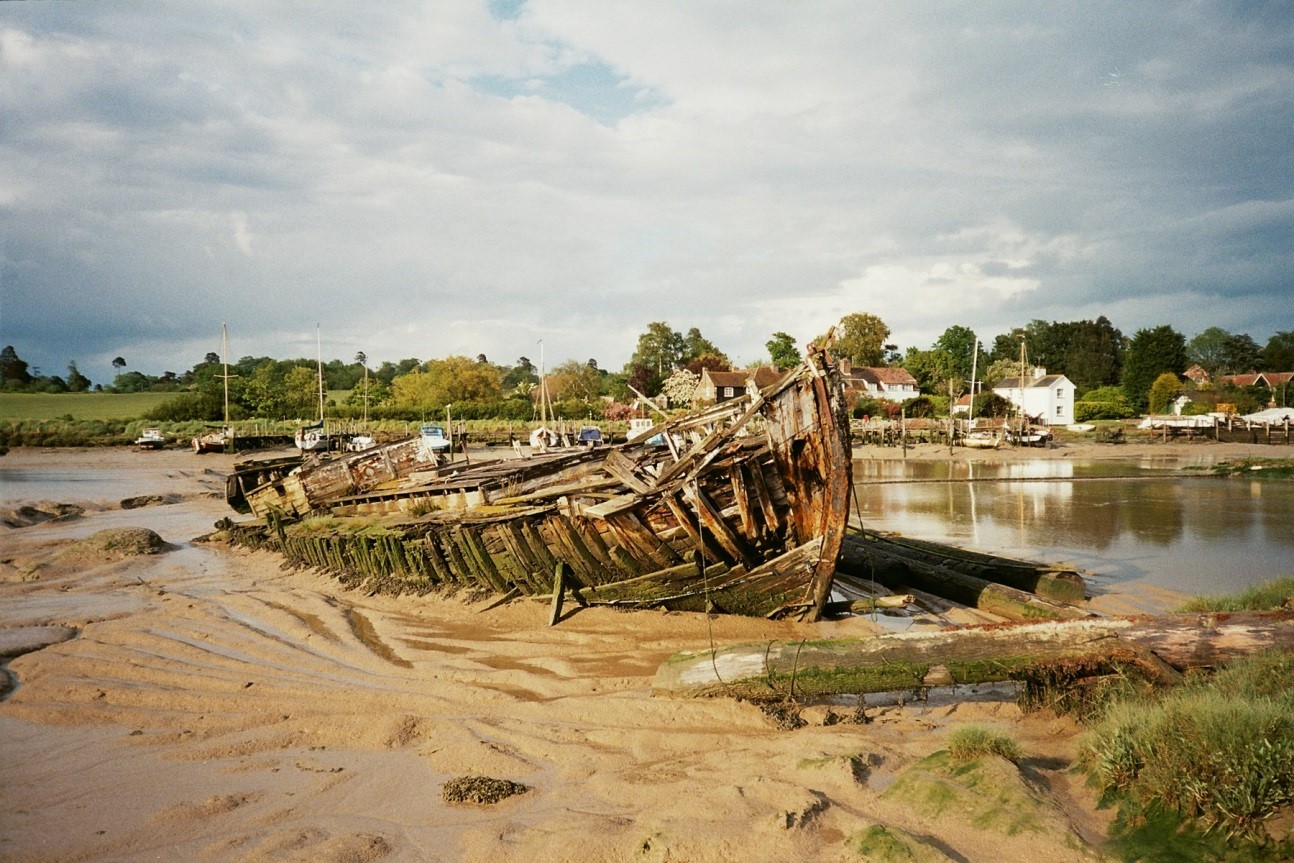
945, 724, 1022, 763
1079, 651, 1294, 841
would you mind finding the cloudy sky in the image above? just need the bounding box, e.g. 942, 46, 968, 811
2, 1, 1291, 383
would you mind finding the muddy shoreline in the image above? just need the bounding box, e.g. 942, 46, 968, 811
1, 443, 1275, 861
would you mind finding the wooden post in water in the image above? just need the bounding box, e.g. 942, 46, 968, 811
901, 406, 908, 458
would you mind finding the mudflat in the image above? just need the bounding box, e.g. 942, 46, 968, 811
2, 443, 1258, 862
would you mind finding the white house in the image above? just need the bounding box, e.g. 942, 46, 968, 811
839, 359, 920, 403
992, 367, 1076, 426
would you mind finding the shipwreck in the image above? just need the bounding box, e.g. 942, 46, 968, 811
221, 342, 853, 620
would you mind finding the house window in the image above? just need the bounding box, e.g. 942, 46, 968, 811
1056, 406, 1063, 417
723, 387, 734, 398
1056, 388, 1064, 399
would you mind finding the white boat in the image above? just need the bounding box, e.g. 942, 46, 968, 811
529, 426, 560, 451
419, 423, 451, 454
1006, 427, 1050, 447
295, 422, 331, 452
962, 430, 999, 449
192, 425, 232, 454
135, 428, 166, 450
347, 434, 376, 452
1066, 423, 1095, 432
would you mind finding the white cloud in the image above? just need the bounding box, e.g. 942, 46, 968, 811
1, 1, 1291, 381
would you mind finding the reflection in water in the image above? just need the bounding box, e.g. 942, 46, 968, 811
854, 459, 1294, 597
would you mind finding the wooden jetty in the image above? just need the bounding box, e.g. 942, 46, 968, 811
221, 342, 853, 620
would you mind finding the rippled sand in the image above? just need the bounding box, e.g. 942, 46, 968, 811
1, 448, 1116, 863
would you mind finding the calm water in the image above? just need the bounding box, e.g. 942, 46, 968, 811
852, 458, 1294, 597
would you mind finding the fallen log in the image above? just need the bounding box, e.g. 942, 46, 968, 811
652, 610, 1294, 699
838, 533, 1087, 622
855, 531, 1086, 605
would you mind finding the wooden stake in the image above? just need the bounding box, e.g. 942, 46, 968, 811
548, 562, 568, 626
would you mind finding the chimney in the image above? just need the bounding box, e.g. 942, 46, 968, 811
1032, 366, 1046, 380
840, 358, 852, 375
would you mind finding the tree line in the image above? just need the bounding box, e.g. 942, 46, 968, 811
1, 317, 1290, 421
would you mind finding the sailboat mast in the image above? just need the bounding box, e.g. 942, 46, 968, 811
1018, 336, 1027, 434
538, 338, 547, 427
221, 323, 230, 426
316, 323, 325, 423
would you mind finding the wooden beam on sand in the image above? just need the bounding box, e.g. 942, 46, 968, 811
652, 611, 1294, 699
838, 533, 1087, 623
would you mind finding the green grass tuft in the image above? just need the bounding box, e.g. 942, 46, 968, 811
945, 724, 1022, 764
1079, 651, 1294, 842
1179, 578, 1294, 612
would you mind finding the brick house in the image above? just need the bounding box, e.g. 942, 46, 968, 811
695, 366, 782, 403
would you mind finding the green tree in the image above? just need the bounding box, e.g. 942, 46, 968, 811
1060, 316, 1125, 393
766, 332, 801, 370
902, 347, 957, 394
546, 359, 603, 404
1148, 372, 1184, 414
832, 312, 891, 367
1187, 326, 1234, 376
0, 345, 33, 388
1122, 325, 1187, 412
931, 325, 983, 383
390, 356, 503, 410
1186, 327, 1261, 376
624, 322, 686, 395
1264, 331, 1294, 371
681, 327, 728, 367
65, 361, 91, 392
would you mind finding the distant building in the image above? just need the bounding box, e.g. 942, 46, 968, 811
1183, 364, 1211, 385
992, 367, 1076, 426
1218, 371, 1294, 407
695, 366, 782, 404
840, 359, 920, 403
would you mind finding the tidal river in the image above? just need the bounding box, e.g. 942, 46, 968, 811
852, 457, 1294, 600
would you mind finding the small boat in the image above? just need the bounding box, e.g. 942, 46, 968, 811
192, 425, 232, 454
419, 423, 452, 454
576, 427, 604, 448
1066, 423, 1095, 432
1006, 426, 1051, 447
295, 422, 331, 452
962, 430, 999, 449
347, 434, 376, 452
529, 426, 558, 451
135, 428, 166, 450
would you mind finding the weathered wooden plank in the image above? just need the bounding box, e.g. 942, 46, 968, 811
683, 485, 759, 567
653, 611, 1294, 699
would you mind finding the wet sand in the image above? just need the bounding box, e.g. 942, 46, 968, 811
0, 445, 1225, 862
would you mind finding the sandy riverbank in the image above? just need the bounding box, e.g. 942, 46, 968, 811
0, 446, 1191, 862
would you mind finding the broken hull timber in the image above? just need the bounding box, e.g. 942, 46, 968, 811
232, 436, 441, 519
224, 346, 853, 620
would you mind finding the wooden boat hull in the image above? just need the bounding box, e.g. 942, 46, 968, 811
224, 345, 852, 619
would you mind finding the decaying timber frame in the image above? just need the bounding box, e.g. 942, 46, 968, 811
222, 342, 853, 620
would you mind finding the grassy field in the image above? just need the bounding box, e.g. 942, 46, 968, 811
0, 392, 177, 421
0, 390, 356, 422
